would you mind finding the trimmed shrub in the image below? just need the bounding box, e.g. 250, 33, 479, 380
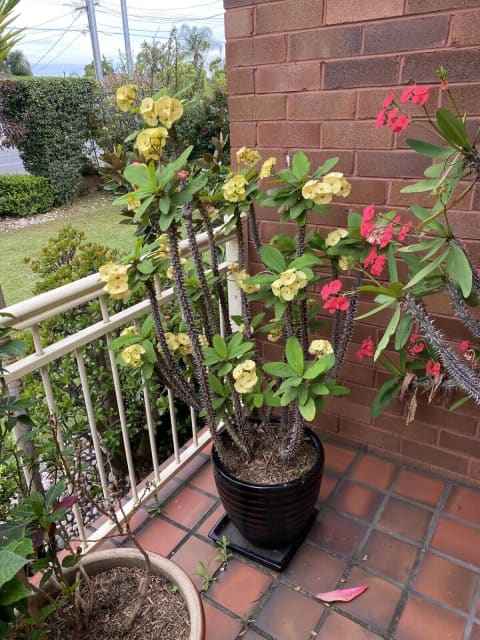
0, 174, 54, 216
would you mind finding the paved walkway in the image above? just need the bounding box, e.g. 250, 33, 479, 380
95, 435, 480, 639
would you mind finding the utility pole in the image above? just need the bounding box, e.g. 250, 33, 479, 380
120, 0, 133, 77
85, 0, 103, 82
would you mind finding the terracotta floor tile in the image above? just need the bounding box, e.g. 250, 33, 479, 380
361, 529, 418, 584
414, 552, 477, 613
394, 469, 444, 507
350, 454, 398, 491
323, 441, 357, 473
254, 584, 324, 640
164, 486, 216, 529
337, 566, 402, 632
431, 517, 480, 568
318, 470, 338, 502
196, 505, 225, 538
308, 510, 368, 557
445, 486, 480, 526
469, 623, 480, 640
377, 497, 432, 542
171, 535, 222, 591
206, 558, 272, 617
331, 481, 384, 521
175, 453, 210, 481
283, 542, 347, 595
395, 594, 466, 640
189, 462, 219, 497
135, 517, 187, 556
320, 611, 384, 639
239, 630, 266, 640
202, 601, 243, 640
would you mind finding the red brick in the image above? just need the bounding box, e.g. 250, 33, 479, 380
229, 121, 256, 147
388, 180, 439, 208
226, 67, 254, 95
290, 26, 361, 61
226, 34, 287, 68
258, 121, 321, 148
324, 57, 400, 90
292, 149, 355, 175
340, 418, 401, 453
256, 62, 321, 93
357, 151, 430, 179
225, 7, 253, 39
441, 84, 480, 115
401, 439, 469, 475
323, 120, 394, 149
402, 50, 480, 84
325, 0, 403, 24
256, 0, 324, 35
229, 94, 287, 122
224, 0, 252, 7
364, 16, 449, 54
228, 95, 254, 121
449, 210, 480, 240
344, 178, 387, 204
440, 430, 480, 460
406, 0, 480, 12
288, 90, 356, 120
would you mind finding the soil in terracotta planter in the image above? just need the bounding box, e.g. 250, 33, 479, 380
45, 567, 190, 640
221, 432, 317, 484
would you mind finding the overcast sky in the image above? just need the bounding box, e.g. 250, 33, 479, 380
12, 0, 225, 77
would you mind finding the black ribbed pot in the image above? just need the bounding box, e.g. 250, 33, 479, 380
212, 428, 324, 548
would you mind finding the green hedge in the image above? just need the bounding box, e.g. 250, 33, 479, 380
0, 174, 54, 216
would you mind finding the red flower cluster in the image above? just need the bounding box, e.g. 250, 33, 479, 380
321, 279, 350, 314
426, 359, 441, 377
364, 246, 386, 277
356, 336, 374, 361
408, 332, 425, 356
376, 85, 430, 135
400, 85, 431, 106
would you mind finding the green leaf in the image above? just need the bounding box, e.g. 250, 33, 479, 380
299, 396, 316, 421
218, 363, 232, 377
374, 306, 401, 361
288, 201, 307, 220
403, 249, 448, 290
401, 179, 440, 194
285, 337, 304, 375
311, 156, 339, 179
159, 196, 171, 215
446, 243, 472, 298
212, 335, 228, 359
259, 245, 286, 273
371, 379, 402, 418
356, 298, 396, 321
208, 374, 226, 396
263, 362, 297, 378
61, 554, 80, 568
289, 253, 323, 270
0, 576, 31, 606
436, 108, 469, 148
395, 314, 412, 350
0, 551, 30, 589
399, 238, 446, 254
137, 259, 155, 275
405, 138, 454, 158
449, 396, 470, 411
304, 353, 335, 379
387, 244, 398, 283
124, 163, 151, 188
292, 152, 311, 180
410, 204, 446, 234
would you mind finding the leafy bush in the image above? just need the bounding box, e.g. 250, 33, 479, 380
0, 174, 53, 216
0, 77, 102, 205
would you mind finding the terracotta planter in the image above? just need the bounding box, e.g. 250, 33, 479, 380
212, 428, 324, 547
34, 548, 205, 640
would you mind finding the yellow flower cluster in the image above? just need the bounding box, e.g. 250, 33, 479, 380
99, 262, 129, 299
120, 344, 145, 367
116, 84, 137, 112
267, 324, 283, 343
165, 332, 207, 356
121, 326, 138, 336
154, 96, 184, 129
166, 257, 186, 279
233, 269, 260, 294
308, 339, 334, 358
259, 157, 276, 179
339, 255, 355, 271
155, 234, 169, 258
236, 146, 260, 167
302, 172, 351, 205
135, 127, 169, 161
325, 228, 348, 247
232, 359, 258, 394
223, 174, 248, 203
271, 268, 308, 302
126, 193, 141, 212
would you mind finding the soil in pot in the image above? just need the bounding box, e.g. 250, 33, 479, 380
45, 567, 190, 640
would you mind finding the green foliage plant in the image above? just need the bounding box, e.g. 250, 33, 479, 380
0, 0, 23, 65
0, 175, 53, 217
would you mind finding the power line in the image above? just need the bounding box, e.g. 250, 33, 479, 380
32, 14, 82, 67
36, 32, 84, 72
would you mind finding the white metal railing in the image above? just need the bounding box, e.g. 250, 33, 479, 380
1, 226, 241, 551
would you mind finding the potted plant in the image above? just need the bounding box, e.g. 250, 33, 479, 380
100, 88, 352, 550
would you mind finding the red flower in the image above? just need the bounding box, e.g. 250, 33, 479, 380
411, 86, 431, 106
382, 92, 395, 108
426, 359, 441, 377
398, 221, 413, 241
363, 246, 378, 268
356, 336, 374, 361
323, 295, 350, 314
391, 114, 410, 134
360, 204, 376, 239
387, 108, 398, 127
336, 296, 350, 311
400, 86, 414, 103
321, 279, 342, 301
460, 340, 470, 351
379, 225, 394, 249
375, 109, 386, 129
370, 254, 386, 277
413, 342, 425, 354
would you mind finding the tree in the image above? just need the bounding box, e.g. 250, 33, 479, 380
3, 49, 31, 75
178, 25, 216, 70
84, 55, 114, 79
0, 0, 23, 64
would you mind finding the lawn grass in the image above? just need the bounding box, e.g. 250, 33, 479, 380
0, 193, 137, 306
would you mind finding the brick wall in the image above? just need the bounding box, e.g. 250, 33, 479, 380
223, 0, 480, 482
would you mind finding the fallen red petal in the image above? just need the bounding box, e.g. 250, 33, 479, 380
315, 585, 368, 603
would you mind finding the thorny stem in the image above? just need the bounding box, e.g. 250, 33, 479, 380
144, 279, 200, 410
284, 304, 295, 338
226, 373, 253, 456
248, 204, 262, 255
236, 216, 253, 340
283, 402, 305, 462
444, 277, 480, 339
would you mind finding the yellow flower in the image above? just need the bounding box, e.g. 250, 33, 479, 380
233, 269, 260, 294
166, 257, 186, 279
135, 127, 169, 161
139, 97, 158, 126
338, 177, 352, 197
165, 332, 179, 352
121, 326, 137, 336
280, 285, 296, 301
302, 179, 333, 205
199, 335, 209, 348
323, 172, 344, 194
271, 269, 308, 301
223, 174, 248, 203
339, 255, 355, 271
99, 263, 129, 299
259, 157, 276, 179
267, 325, 283, 343
279, 269, 297, 286
236, 146, 261, 167
120, 344, 145, 368
325, 228, 348, 247
232, 360, 258, 394
155, 96, 183, 129
155, 234, 169, 258
116, 84, 137, 112
126, 194, 141, 212
308, 339, 334, 358
177, 333, 192, 356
